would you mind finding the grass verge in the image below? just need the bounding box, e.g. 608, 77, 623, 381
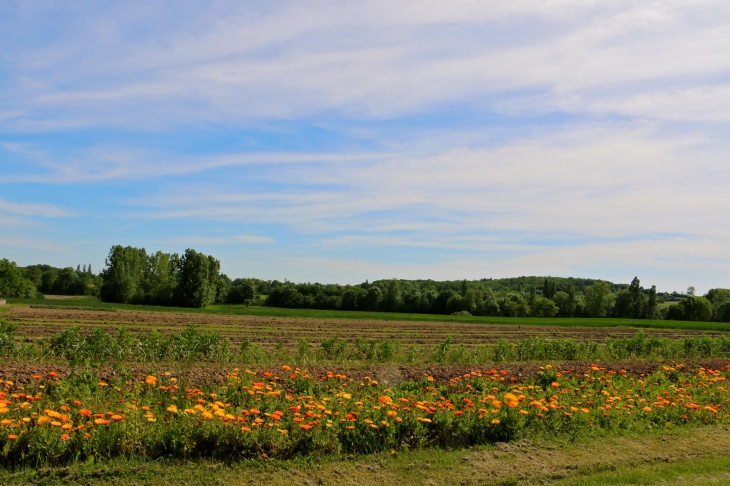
4, 425, 730, 485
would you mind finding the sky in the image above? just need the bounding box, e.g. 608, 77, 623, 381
1, 1, 729, 293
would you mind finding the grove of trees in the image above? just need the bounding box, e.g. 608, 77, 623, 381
1, 248, 728, 322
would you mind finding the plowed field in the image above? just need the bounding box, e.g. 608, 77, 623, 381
3, 307, 720, 348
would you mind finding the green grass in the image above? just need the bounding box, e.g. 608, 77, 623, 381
6, 296, 730, 332
555, 455, 730, 485
5, 425, 730, 485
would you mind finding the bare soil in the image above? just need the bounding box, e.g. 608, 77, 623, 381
5, 307, 720, 348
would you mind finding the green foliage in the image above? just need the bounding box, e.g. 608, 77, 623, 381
99, 246, 224, 308
0, 320, 17, 356
530, 295, 558, 317
584, 281, 612, 317
715, 302, 730, 323
0, 259, 37, 298
678, 296, 713, 322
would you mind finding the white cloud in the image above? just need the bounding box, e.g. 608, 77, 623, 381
2, 1, 730, 128
157, 235, 273, 245
0, 197, 74, 218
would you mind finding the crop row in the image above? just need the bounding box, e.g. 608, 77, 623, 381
4, 321, 730, 365
1, 361, 730, 468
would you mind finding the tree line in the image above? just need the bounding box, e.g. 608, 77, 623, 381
1, 248, 729, 321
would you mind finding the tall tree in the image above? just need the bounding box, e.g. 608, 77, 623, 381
175, 248, 218, 308
584, 281, 611, 317
628, 276, 645, 318
644, 285, 658, 319
99, 246, 147, 303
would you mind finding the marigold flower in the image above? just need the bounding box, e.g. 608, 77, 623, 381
490, 419, 500, 425
643, 406, 652, 412
8, 434, 18, 440
282, 365, 291, 371
95, 419, 110, 425
167, 405, 178, 414
145, 376, 157, 385
37, 416, 51, 425
51, 421, 62, 427
299, 424, 312, 430
60, 434, 70, 441
241, 427, 252, 432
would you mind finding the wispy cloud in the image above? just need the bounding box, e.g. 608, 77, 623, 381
0, 197, 74, 218
1, 1, 729, 291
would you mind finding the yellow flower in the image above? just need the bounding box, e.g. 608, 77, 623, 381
167, 405, 178, 413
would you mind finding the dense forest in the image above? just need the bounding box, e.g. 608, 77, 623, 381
2, 246, 730, 322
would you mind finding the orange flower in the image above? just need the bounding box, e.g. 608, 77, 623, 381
61, 405, 70, 411
166, 405, 178, 414
378, 396, 393, 404
73, 400, 82, 406
111, 414, 124, 422
643, 406, 652, 412
8, 434, 18, 440
282, 365, 291, 371
490, 419, 500, 425
61, 434, 70, 441
299, 424, 312, 430
241, 427, 252, 433
48, 371, 59, 378
454, 411, 464, 416
145, 376, 157, 385
94, 418, 110, 425
550, 382, 560, 388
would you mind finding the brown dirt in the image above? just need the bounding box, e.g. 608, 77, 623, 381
5, 307, 721, 348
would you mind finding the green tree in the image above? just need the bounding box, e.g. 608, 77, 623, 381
644, 285, 658, 319
227, 279, 257, 305
542, 278, 557, 300
0, 259, 37, 298
500, 292, 530, 317
715, 302, 730, 323
99, 246, 147, 303
530, 295, 558, 317
678, 296, 713, 322
628, 277, 645, 318
584, 281, 611, 317
175, 249, 218, 308
381, 279, 403, 312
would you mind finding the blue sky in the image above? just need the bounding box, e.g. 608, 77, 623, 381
1, 1, 729, 293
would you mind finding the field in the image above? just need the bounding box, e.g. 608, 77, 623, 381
3, 301, 730, 485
